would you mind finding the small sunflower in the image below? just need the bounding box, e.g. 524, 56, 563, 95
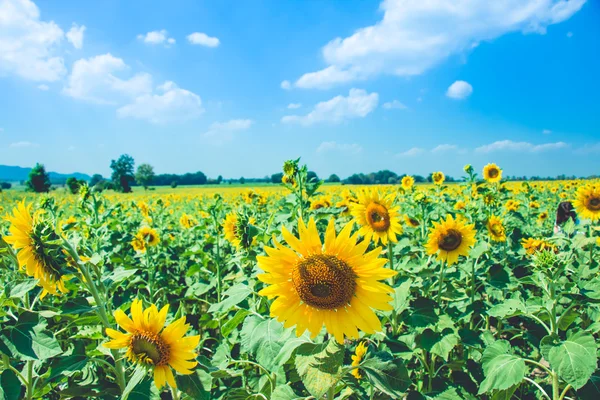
223, 213, 257, 249
351, 189, 403, 245
487, 215, 506, 242
432, 172, 445, 186
179, 213, 196, 229
310, 197, 332, 210
257, 218, 396, 344
104, 299, 199, 390
404, 215, 420, 228
454, 200, 467, 211
401, 176, 415, 191
136, 226, 160, 247
483, 163, 502, 183
522, 238, 556, 255
351, 342, 368, 379
538, 211, 549, 222
505, 200, 520, 212
426, 214, 476, 265
573, 184, 600, 221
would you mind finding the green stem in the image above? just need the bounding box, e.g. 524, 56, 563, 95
437, 260, 446, 303
327, 385, 335, 399
170, 386, 180, 400
525, 377, 551, 400
552, 370, 560, 400
559, 384, 572, 400
25, 359, 33, 400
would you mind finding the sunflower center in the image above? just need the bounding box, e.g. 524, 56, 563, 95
292, 254, 357, 310
588, 197, 600, 211
130, 332, 170, 366
490, 224, 503, 236
366, 203, 390, 232
488, 168, 499, 178
438, 229, 463, 251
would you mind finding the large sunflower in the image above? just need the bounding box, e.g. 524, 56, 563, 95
4, 201, 71, 297
483, 163, 502, 183
426, 214, 476, 265
573, 184, 600, 221
350, 189, 403, 245
487, 215, 506, 242
257, 218, 396, 344
104, 299, 199, 389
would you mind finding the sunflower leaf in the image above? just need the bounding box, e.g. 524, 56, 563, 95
547, 331, 597, 390
478, 340, 526, 394
294, 339, 344, 399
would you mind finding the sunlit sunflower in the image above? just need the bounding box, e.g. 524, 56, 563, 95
310, 197, 332, 210
104, 299, 199, 390
522, 238, 556, 255
404, 215, 420, 228
179, 213, 196, 229
351, 342, 368, 379
483, 163, 502, 183
257, 218, 396, 344
351, 189, 403, 245
426, 214, 476, 265
136, 226, 160, 247
573, 184, 600, 221
3, 201, 71, 297
432, 172, 445, 186
538, 211, 549, 222
223, 213, 257, 249
505, 200, 520, 212
487, 215, 506, 242
454, 200, 467, 211
401, 176, 415, 191
529, 201, 540, 209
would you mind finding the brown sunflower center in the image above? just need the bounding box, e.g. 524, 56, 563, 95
366, 203, 390, 232
487, 168, 499, 178
292, 254, 357, 310
130, 332, 170, 366
588, 196, 600, 211
490, 223, 503, 236
438, 229, 463, 251
409, 218, 419, 227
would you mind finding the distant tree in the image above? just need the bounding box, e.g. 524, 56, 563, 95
110, 154, 135, 193
307, 171, 319, 182
217, 175, 223, 184
135, 163, 155, 190
388, 177, 398, 184
239, 177, 246, 184
271, 173, 284, 184
413, 175, 426, 183
90, 174, 103, 186
170, 181, 178, 188
66, 177, 82, 194
0, 182, 11, 189
327, 174, 341, 183
26, 163, 51, 193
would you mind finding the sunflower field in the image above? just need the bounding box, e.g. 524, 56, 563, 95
1, 160, 600, 400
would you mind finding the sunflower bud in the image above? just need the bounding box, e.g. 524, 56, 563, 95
534, 249, 557, 270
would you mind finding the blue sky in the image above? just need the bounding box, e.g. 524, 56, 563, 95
0, 0, 598, 179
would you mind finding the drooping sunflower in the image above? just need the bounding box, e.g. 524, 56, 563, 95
426, 214, 476, 265
351, 342, 368, 379
104, 299, 199, 390
310, 196, 332, 210
3, 201, 71, 297
573, 184, 600, 221
404, 215, 420, 228
257, 218, 396, 344
483, 163, 502, 183
401, 176, 415, 191
432, 172, 445, 186
487, 215, 506, 242
137, 226, 160, 246
351, 189, 403, 245
223, 213, 257, 249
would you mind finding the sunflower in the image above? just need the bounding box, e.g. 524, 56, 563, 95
310, 197, 332, 210
432, 172, 445, 186
257, 218, 395, 344
573, 184, 600, 221
179, 213, 196, 229
538, 211, 549, 222
522, 238, 556, 255
487, 215, 506, 242
136, 226, 160, 246
3, 201, 71, 297
401, 176, 415, 191
425, 214, 476, 265
454, 200, 466, 211
104, 299, 199, 390
505, 200, 520, 212
483, 163, 502, 183
223, 213, 257, 249
351, 342, 368, 379
351, 189, 403, 245
404, 215, 420, 228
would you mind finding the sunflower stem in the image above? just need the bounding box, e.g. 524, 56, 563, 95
437, 260, 446, 304
170, 386, 180, 400
327, 385, 335, 399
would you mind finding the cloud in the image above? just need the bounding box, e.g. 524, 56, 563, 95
37, 84, 49, 90
575, 143, 600, 154
382, 100, 407, 110
117, 81, 204, 124
292, 0, 585, 89
475, 140, 569, 153
431, 144, 458, 153
66, 23, 85, 49
287, 103, 301, 109
0, 0, 68, 81
10, 141, 39, 148
202, 119, 253, 145
397, 147, 425, 157
316, 141, 363, 154
280, 80, 291, 90
137, 29, 175, 46
542, 129, 552, 134
282, 88, 378, 126
63, 53, 153, 104
187, 32, 219, 47
446, 80, 473, 100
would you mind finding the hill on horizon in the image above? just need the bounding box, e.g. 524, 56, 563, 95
0, 164, 91, 184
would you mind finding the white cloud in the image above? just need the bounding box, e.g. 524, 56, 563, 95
446, 80, 473, 100
117, 81, 204, 124
316, 141, 363, 154
475, 140, 569, 153
542, 129, 552, 134
37, 84, 49, 90
287, 103, 301, 109
575, 143, 600, 154
137, 29, 175, 46
10, 141, 39, 148
0, 0, 67, 81
66, 23, 85, 49
282, 88, 378, 126
397, 147, 425, 157
63, 53, 153, 104
187, 32, 219, 47
293, 0, 585, 89
382, 100, 407, 110
431, 144, 458, 153
202, 119, 253, 145
280, 80, 291, 90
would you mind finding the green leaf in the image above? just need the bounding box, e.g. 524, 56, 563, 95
547, 331, 597, 390
0, 369, 22, 400
221, 309, 250, 337
295, 339, 344, 399
122, 365, 148, 400
176, 370, 210, 400
127, 377, 154, 400
361, 352, 411, 397
240, 316, 294, 371
47, 354, 88, 382
208, 284, 252, 313
478, 341, 526, 394
487, 297, 526, 318
273, 332, 312, 367
391, 279, 412, 314
409, 298, 439, 328
271, 385, 298, 400
8, 312, 62, 361
9, 280, 39, 300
